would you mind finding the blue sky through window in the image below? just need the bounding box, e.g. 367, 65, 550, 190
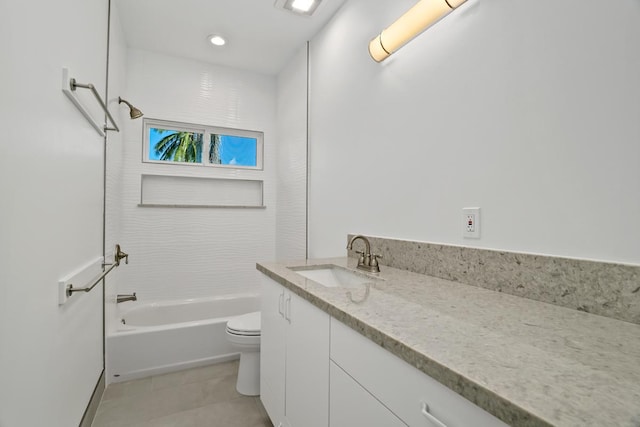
215, 135, 257, 166
148, 128, 257, 167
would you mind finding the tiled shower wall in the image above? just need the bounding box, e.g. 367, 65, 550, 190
276, 44, 308, 261
112, 48, 277, 301
105, 0, 127, 327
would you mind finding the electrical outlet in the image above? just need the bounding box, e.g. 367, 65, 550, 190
463, 208, 480, 239
465, 214, 475, 232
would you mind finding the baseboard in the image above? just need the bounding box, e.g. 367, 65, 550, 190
79, 370, 105, 427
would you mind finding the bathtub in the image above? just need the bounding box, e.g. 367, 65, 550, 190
106, 293, 260, 383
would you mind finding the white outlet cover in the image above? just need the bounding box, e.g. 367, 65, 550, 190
463, 207, 480, 239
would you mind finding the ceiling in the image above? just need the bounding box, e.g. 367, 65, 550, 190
113, 0, 347, 75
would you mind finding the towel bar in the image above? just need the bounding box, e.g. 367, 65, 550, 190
61, 67, 119, 136
66, 244, 128, 297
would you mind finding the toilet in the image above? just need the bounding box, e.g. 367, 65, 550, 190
225, 311, 261, 396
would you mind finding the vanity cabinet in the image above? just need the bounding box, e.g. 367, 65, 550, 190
260, 270, 507, 427
260, 275, 330, 427
330, 318, 509, 427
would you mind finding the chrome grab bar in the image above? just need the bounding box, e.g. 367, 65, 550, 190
66, 244, 128, 297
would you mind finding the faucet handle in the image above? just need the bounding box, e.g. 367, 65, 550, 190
370, 254, 383, 269
115, 244, 129, 266
355, 250, 366, 264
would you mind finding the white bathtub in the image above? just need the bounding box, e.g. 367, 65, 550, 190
106, 293, 260, 383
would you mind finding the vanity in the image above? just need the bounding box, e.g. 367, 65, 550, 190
257, 255, 640, 427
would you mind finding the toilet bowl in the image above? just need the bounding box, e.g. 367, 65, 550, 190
225, 311, 261, 396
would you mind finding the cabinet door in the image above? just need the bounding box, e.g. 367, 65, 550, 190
330, 361, 407, 427
285, 292, 330, 427
260, 276, 287, 425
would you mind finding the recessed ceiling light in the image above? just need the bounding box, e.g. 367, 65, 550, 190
208, 34, 226, 46
274, 0, 322, 16
291, 0, 314, 12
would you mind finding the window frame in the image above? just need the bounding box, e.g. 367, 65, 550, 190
142, 118, 264, 171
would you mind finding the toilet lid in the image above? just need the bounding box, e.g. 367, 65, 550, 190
227, 311, 261, 336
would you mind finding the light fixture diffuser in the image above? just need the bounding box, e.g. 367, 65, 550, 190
274, 0, 322, 16
369, 0, 467, 62
292, 0, 314, 12
208, 34, 226, 46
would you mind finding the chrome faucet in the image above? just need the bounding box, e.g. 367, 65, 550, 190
116, 293, 137, 303
347, 235, 382, 273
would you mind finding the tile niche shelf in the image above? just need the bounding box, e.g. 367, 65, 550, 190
139, 174, 265, 208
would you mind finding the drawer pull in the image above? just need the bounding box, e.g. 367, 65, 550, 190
421, 402, 448, 427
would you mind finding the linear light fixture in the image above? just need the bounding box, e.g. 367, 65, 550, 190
369, 0, 467, 62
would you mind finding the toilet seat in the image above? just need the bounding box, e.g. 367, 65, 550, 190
226, 311, 261, 336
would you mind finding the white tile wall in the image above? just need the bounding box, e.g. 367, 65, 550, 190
105, 0, 127, 337
276, 44, 309, 261
111, 49, 277, 301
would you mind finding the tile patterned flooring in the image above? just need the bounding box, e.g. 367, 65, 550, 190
92, 360, 273, 427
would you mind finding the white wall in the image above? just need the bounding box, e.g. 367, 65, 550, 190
276, 44, 308, 261
114, 49, 277, 301
0, 0, 108, 425
307, 0, 640, 265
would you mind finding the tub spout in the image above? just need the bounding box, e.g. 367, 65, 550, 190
116, 293, 137, 303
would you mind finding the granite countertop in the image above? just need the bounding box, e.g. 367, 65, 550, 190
256, 257, 640, 427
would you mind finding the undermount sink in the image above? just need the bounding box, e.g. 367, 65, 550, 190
289, 265, 379, 288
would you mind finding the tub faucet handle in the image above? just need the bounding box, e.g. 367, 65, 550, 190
115, 244, 129, 266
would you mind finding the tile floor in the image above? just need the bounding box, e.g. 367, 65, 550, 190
92, 360, 273, 427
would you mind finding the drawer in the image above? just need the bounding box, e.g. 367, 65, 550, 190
330, 361, 407, 427
330, 318, 508, 427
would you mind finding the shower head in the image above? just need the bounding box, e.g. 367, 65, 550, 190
118, 97, 144, 119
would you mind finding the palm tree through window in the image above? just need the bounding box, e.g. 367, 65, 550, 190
144, 119, 263, 170
153, 129, 204, 163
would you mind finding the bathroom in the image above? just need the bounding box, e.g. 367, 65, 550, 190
1, 0, 639, 426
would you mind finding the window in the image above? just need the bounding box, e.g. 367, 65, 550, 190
143, 118, 263, 170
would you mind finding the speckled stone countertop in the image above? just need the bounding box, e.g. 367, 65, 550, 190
257, 257, 640, 427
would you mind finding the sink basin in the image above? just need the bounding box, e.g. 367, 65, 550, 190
289, 265, 378, 288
